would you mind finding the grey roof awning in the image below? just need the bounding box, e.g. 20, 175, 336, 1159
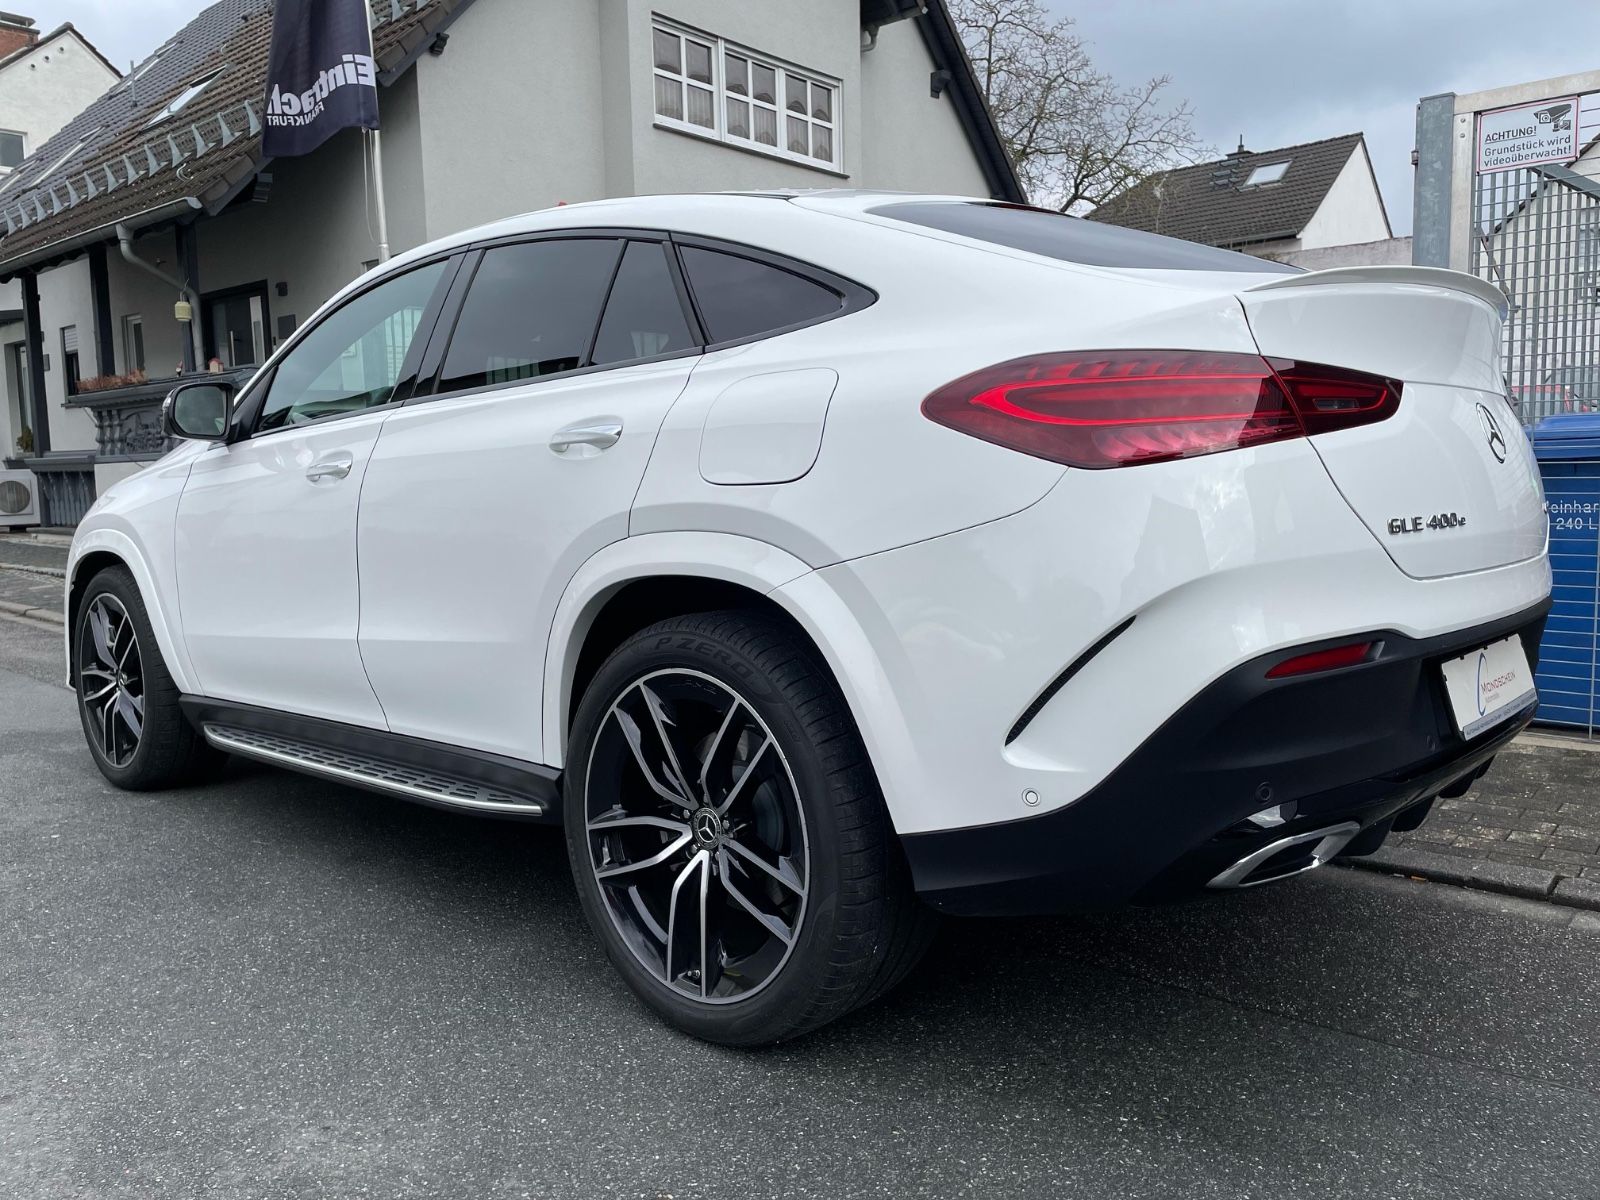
0, 0, 475, 279
860, 0, 925, 28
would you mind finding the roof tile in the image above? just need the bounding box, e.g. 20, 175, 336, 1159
1086, 133, 1367, 249
0, 0, 465, 272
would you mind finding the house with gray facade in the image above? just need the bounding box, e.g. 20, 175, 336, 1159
0, 0, 1021, 525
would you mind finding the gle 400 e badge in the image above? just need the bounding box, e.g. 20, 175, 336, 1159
1388, 512, 1468, 535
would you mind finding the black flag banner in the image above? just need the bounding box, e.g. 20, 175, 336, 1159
262, 0, 379, 158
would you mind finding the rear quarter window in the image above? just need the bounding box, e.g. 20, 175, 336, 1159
678, 246, 845, 343
870, 201, 1300, 274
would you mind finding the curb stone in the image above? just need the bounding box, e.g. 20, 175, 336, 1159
1553, 876, 1600, 912
0, 598, 64, 625
0, 560, 67, 579
1517, 730, 1600, 754
1344, 843, 1579, 905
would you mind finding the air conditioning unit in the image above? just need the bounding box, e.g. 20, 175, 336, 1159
0, 469, 42, 528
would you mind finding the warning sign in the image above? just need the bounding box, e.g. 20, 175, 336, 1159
1477, 96, 1579, 173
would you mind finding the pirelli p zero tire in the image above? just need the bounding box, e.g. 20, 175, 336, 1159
565, 610, 935, 1047
74, 565, 226, 791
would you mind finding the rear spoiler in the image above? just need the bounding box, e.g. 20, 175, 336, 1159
1242, 265, 1507, 315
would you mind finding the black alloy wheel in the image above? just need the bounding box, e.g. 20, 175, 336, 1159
565, 610, 936, 1046
74, 565, 226, 790
583, 668, 810, 1004
78, 592, 145, 769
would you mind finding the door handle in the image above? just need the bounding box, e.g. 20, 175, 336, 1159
306, 455, 353, 483
550, 419, 623, 457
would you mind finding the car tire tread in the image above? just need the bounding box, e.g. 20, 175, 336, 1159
566, 608, 935, 1045
77, 565, 226, 791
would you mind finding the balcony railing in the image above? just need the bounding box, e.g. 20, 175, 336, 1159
64, 368, 256, 461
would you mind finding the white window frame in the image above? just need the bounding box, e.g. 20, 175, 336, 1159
0, 128, 25, 175
650, 18, 842, 173
652, 23, 719, 139
122, 314, 145, 374
1243, 161, 1290, 187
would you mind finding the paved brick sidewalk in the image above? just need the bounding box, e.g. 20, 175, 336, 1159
0, 534, 68, 573
0, 567, 62, 621
1395, 738, 1600, 877
0, 536, 67, 625
1362, 735, 1600, 909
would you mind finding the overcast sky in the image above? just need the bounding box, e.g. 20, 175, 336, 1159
1056, 0, 1600, 235
48, 0, 206, 71
45, 0, 1600, 236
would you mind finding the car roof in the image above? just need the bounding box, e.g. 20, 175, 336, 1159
319, 192, 984, 333
386, 191, 983, 264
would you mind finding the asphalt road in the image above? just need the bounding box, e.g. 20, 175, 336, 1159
3, 615, 1600, 1199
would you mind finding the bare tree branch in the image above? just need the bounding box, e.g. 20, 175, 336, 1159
949, 0, 1211, 212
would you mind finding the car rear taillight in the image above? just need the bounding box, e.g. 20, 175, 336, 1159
921, 351, 1401, 469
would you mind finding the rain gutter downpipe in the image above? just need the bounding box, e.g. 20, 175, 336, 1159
117, 216, 204, 373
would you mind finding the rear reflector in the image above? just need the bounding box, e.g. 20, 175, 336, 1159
1265, 641, 1375, 680
922, 350, 1401, 468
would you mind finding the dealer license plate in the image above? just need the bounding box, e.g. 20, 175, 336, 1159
1440, 636, 1538, 740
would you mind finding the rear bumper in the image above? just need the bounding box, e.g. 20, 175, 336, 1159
901, 601, 1550, 915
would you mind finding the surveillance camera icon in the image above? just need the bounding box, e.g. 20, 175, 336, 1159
1534, 103, 1573, 132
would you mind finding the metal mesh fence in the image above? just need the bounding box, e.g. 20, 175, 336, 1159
1470, 94, 1600, 431
1466, 95, 1600, 735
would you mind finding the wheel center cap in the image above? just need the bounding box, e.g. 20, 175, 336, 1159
691, 807, 724, 847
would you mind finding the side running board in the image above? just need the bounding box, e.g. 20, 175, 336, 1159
180, 697, 559, 820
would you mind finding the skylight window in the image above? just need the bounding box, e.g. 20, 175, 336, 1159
31, 136, 88, 182
146, 68, 224, 127
1244, 161, 1290, 186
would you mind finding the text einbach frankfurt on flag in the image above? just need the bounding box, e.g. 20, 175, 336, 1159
262, 0, 380, 158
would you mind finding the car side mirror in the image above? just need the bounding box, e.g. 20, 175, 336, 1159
162, 381, 234, 442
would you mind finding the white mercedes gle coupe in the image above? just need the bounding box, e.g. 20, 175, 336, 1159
67, 193, 1551, 1045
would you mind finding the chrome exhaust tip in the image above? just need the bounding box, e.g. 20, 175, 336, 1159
1206, 821, 1362, 890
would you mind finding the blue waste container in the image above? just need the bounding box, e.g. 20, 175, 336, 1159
1530, 413, 1600, 732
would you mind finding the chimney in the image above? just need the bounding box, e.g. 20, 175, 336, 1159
1211, 137, 1250, 189
0, 12, 38, 60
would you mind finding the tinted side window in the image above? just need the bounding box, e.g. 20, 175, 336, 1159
870, 201, 1300, 273
591, 241, 696, 366
438, 239, 621, 393
678, 246, 843, 343
257, 260, 446, 432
